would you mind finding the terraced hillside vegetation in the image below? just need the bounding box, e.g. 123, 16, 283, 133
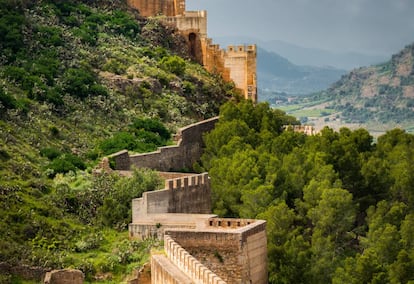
0, 0, 237, 282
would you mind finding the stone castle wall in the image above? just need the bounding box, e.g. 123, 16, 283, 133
151, 235, 226, 284
126, 0, 185, 17
131, 173, 211, 223
165, 219, 267, 284
108, 116, 218, 172
223, 45, 257, 102
126, 0, 257, 102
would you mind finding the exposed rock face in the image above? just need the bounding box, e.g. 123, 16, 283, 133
43, 269, 84, 284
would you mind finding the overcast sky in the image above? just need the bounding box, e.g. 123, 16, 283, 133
187, 0, 414, 56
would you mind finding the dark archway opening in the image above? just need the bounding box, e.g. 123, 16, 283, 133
189, 33, 197, 58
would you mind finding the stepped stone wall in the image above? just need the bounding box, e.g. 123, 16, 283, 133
124, 116, 268, 283
108, 117, 218, 172
151, 235, 226, 284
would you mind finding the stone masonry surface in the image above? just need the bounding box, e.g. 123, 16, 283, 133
108, 116, 218, 172
122, 116, 268, 283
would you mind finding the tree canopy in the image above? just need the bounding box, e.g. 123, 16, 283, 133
202, 100, 414, 283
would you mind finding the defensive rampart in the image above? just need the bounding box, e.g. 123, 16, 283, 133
151, 235, 226, 284
108, 116, 218, 172
129, 172, 214, 240
132, 173, 211, 220
165, 219, 267, 284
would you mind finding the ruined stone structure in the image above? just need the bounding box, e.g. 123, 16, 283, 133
126, 0, 257, 102
43, 269, 84, 284
284, 124, 317, 136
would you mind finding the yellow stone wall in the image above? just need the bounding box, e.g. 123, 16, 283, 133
126, 0, 185, 17
126, 0, 257, 102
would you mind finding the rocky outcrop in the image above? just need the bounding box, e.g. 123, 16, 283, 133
43, 269, 84, 284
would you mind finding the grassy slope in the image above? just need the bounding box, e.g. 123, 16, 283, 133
0, 0, 236, 282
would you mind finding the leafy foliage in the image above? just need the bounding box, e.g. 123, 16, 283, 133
203, 100, 414, 283
0, 0, 234, 281
99, 117, 171, 155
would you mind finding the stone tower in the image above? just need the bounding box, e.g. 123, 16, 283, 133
127, 0, 258, 102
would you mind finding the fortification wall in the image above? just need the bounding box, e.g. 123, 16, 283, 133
165, 219, 267, 284
108, 117, 218, 172
156, 235, 226, 284
131, 173, 211, 223
127, 0, 185, 17
224, 45, 257, 102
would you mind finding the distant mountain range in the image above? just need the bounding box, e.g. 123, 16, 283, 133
275, 42, 414, 134
257, 47, 346, 95
321, 42, 414, 125
214, 36, 389, 95
215, 36, 389, 70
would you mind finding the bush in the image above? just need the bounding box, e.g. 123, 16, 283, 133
99, 132, 137, 155
108, 10, 140, 39
46, 153, 86, 177
130, 118, 171, 141
160, 55, 186, 76
0, 7, 26, 61
102, 58, 127, 75
63, 68, 106, 99
40, 147, 62, 160
35, 25, 63, 47
0, 87, 18, 109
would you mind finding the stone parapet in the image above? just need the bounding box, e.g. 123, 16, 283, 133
163, 235, 226, 284
102, 117, 218, 172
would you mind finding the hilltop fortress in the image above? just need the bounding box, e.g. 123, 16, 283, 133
126, 0, 258, 102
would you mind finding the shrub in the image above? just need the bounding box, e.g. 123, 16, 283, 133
49, 125, 60, 137
130, 117, 171, 141
34, 25, 63, 47
63, 68, 103, 99
40, 147, 62, 160
73, 26, 98, 45
46, 153, 86, 177
160, 55, 186, 76
102, 58, 127, 75
0, 87, 18, 109
108, 10, 140, 39
0, 7, 26, 61
99, 132, 137, 155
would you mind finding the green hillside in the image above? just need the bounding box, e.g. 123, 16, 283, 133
325, 43, 414, 124
276, 43, 414, 134
0, 0, 236, 282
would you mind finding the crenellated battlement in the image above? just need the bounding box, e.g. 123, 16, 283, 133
227, 45, 257, 53
154, 235, 226, 284
207, 218, 257, 229
130, 172, 212, 232
165, 172, 209, 191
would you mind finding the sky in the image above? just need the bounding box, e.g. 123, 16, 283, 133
186, 0, 414, 56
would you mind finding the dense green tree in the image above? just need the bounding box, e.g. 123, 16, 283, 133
202, 100, 414, 283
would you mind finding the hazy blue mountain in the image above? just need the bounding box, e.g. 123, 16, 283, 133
215, 36, 388, 70
257, 47, 346, 95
